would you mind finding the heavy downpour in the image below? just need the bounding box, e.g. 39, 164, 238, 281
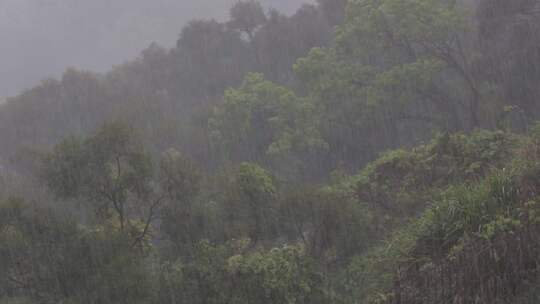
0, 0, 539, 303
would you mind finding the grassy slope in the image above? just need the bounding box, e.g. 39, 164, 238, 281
338, 129, 540, 303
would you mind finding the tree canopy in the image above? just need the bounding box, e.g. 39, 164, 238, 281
2, 0, 540, 303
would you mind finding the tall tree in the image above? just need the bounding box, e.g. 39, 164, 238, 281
159, 148, 204, 252
224, 163, 277, 243
43, 122, 156, 233
228, 0, 267, 41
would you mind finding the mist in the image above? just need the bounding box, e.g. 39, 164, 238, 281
0, 0, 308, 98
2, 0, 540, 303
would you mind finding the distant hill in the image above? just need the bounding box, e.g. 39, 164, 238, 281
0, 0, 311, 98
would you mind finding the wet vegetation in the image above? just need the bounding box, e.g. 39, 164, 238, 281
1, 0, 540, 303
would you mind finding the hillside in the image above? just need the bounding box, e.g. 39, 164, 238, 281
0, 0, 310, 97
1, 0, 540, 303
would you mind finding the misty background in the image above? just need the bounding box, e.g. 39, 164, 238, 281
2, 0, 540, 303
0, 0, 308, 99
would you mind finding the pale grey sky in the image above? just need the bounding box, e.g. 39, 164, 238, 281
0, 0, 309, 98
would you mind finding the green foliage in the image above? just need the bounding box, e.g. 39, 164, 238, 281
157, 241, 328, 304
279, 184, 373, 262
228, 0, 267, 39
354, 130, 517, 232
43, 122, 154, 230
338, 0, 464, 50
223, 162, 279, 241
209, 73, 326, 171
158, 149, 214, 255
159, 240, 231, 304
346, 135, 540, 303
236, 162, 276, 200
4, 123, 539, 304
0, 199, 155, 304
160, 148, 201, 203
3, 0, 540, 303
227, 245, 328, 304
42, 136, 86, 198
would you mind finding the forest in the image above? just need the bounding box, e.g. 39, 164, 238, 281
1, 0, 540, 303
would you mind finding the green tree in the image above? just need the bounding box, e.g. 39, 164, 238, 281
474, 0, 540, 125
175, 19, 249, 101
43, 122, 156, 234
292, 0, 483, 171
209, 73, 326, 176
228, 0, 267, 41
0, 198, 154, 304
224, 163, 277, 243
227, 245, 328, 304
339, 0, 480, 127
159, 149, 206, 253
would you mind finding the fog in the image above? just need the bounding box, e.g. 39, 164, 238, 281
2, 0, 540, 303
0, 0, 308, 98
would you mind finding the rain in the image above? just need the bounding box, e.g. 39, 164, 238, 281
0, 0, 539, 303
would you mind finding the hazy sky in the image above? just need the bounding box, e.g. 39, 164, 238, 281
0, 0, 309, 98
